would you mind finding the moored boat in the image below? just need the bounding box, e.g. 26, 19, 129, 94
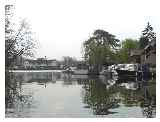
62, 68, 74, 73
115, 64, 139, 77
115, 69, 137, 77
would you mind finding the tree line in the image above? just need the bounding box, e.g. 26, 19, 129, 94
82, 22, 156, 74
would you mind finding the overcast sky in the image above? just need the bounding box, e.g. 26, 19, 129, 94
7, 0, 159, 60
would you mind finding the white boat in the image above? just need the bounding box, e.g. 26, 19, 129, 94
115, 64, 139, 76
100, 64, 118, 76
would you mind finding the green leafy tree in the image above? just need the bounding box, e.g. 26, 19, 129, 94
83, 29, 120, 74
122, 38, 139, 53
117, 38, 139, 63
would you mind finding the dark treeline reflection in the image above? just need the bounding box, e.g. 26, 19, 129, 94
5, 72, 35, 117
79, 77, 156, 117
5, 71, 156, 118
77, 74, 156, 117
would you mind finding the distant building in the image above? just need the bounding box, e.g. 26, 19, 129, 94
14, 57, 59, 69
141, 39, 156, 65
25, 58, 59, 69
130, 49, 143, 63
23, 59, 35, 69
130, 39, 156, 66
47, 60, 58, 67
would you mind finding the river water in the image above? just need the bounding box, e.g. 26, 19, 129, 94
5, 70, 156, 118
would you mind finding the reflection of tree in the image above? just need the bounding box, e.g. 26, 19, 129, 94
62, 73, 75, 86
82, 79, 120, 115
81, 78, 156, 117
118, 88, 142, 107
6, 72, 19, 109
115, 82, 156, 118
5, 72, 34, 116
140, 85, 156, 118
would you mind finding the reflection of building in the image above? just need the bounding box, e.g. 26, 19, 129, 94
15, 72, 63, 82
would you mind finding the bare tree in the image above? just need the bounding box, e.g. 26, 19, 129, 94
62, 56, 77, 67
5, 5, 36, 68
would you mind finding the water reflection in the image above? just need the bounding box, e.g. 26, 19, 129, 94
5, 72, 35, 117
81, 79, 120, 115
5, 71, 156, 118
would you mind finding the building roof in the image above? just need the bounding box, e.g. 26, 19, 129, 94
24, 59, 57, 64
144, 39, 156, 50
130, 49, 143, 56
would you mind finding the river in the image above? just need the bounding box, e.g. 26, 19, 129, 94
5, 70, 156, 118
